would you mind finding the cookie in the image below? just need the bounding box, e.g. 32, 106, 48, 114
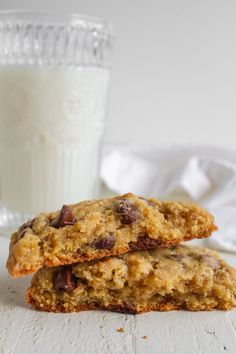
7, 193, 216, 277
26, 245, 236, 313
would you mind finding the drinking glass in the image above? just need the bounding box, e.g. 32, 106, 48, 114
0, 11, 113, 234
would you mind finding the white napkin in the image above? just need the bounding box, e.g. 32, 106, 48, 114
101, 143, 236, 253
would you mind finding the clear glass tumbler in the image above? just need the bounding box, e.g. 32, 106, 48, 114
0, 11, 113, 235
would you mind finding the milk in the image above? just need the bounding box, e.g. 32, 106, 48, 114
0, 65, 110, 213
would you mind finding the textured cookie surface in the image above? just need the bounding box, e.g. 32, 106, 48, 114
7, 193, 216, 277
27, 245, 236, 313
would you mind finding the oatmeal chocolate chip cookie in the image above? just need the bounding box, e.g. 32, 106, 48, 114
7, 193, 216, 277
26, 246, 236, 313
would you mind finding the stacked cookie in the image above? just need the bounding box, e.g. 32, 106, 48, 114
7, 193, 236, 313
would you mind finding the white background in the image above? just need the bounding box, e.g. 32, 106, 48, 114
0, 0, 236, 148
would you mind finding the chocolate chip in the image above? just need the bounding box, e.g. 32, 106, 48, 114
51, 205, 76, 228
116, 199, 139, 224
93, 234, 116, 249
129, 234, 162, 250
18, 219, 34, 240
53, 267, 77, 292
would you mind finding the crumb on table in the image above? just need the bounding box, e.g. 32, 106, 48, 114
116, 327, 125, 333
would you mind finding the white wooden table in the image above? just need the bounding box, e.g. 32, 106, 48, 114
1, 235, 236, 354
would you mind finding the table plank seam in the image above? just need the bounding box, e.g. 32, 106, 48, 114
10, 312, 30, 354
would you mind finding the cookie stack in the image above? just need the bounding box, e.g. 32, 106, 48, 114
7, 193, 236, 313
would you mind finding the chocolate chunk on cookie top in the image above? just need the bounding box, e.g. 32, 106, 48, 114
116, 199, 140, 224
6, 193, 217, 277
51, 205, 76, 228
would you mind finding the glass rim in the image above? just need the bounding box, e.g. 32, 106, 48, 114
0, 9, 114, 36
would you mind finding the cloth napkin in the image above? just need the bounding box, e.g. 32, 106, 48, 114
101, 143, 236, 254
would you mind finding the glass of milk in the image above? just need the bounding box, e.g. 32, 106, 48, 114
0, 11, 113, 234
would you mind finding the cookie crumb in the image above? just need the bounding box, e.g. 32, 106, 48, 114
142, 336, 148, 339
116, 327, 125, 333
